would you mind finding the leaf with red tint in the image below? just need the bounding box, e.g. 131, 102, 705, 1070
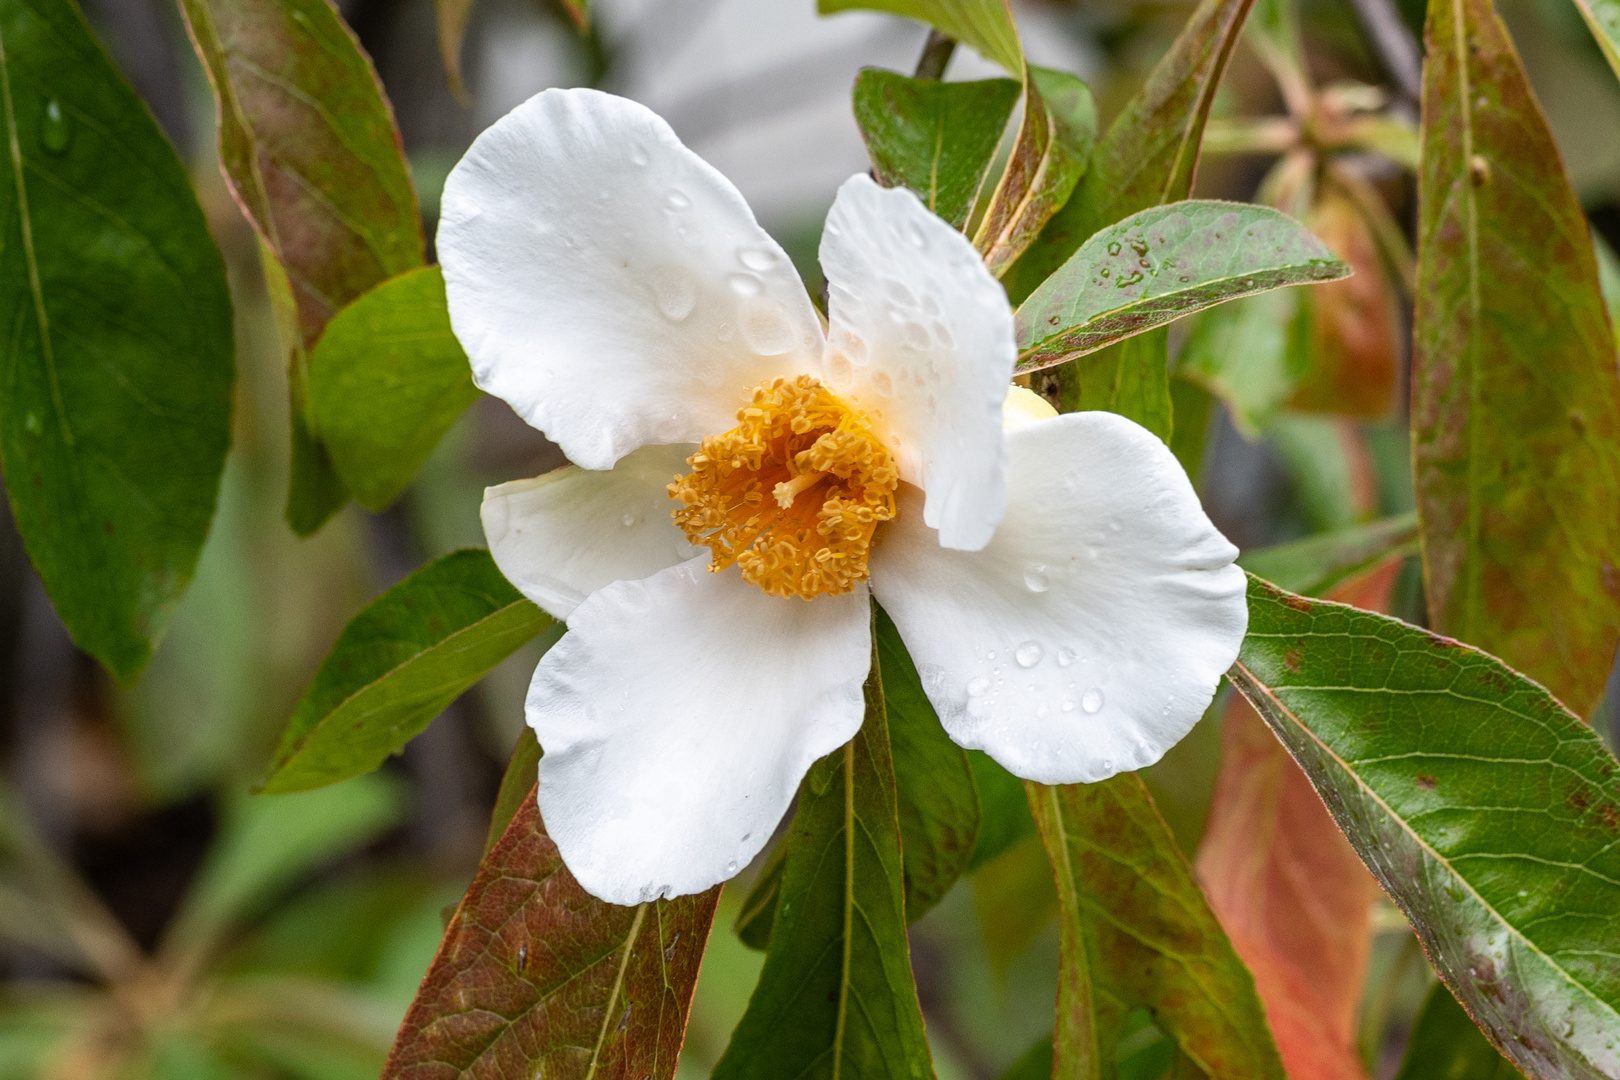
382, 786, 720, 1080
1290, 186, 1400, 420
1196, 557, 1401, 1080
178, 0, 425, 533
1198, 693, 1383, 1080
1414, 0, 1620, 716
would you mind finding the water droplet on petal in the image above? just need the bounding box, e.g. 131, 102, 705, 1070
630, 146, 649, 166
1056, 647, 1078, 668
646, 266, 697, 322
621, 513, 638, 527
739, 247, 776, 271
665, 189, 691, 210
727, 272, 763, 297
906, 222, 928, 248
967, 677, 990, 697
1036, 703, 1050, 718
986, 651, 997, 661
1024, 565, 1051, 592
1061, 698, 1077, 713
1015, 641, 1043, 668
870, 371, 893, 397
902, 321, 931, 350
1081, 688, 1104, 714
740, 300, 794, 355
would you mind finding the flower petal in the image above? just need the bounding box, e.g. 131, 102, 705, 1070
530, 560, 871, 903
818, 174, 1014, 550
439, 88, 823, 470
481, 443, 698, 620
870, 412, 1247, 784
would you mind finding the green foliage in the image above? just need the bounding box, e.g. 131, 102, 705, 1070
1015, 201, 1347, 375
261, 549, 551, 794
382, 786, 720, 1080
1238, 512, 1419, 595
876, 605, 980, 922
177, 0, 424, 535
1231, 575, 1620, 1079
1394, 984, 1525, 1080
1570, 0, 1620, 84
1003, 0, 1258, 300
817, 0, 1023, 73
309, 266, 480, 512
852, 70, 1021, 229
714, 647, 934, 1080
1415, 0, 1620, 716
0, 0, 234, 682
1029, 774, 1287, 1080
1176, 287, 1302, 435
974, 66, 1096, 276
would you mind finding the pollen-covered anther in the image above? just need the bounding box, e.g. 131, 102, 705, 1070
668, 375, 898, 599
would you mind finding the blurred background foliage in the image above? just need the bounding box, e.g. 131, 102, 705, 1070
0, 0, 1617, 1076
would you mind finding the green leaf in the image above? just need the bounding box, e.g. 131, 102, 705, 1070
484, 727, 541, 857
1238, 512, 1419, 596
1038, 327, 1174, 440
1415, 0, 1620, 716
1175, 288, 1302, 436
1014, 201, 1347, 375
382, 786, 720, 1080
1028, 774, 1287, 1080
1394, 984, 1525, 1080
1002, 0, 1258, 303
876, 604, 979, 923
1168, 375, 1216, 483
1570, 0, 1620, 86
967, 749, 1035, 870
852, 69, 1021, 230
818, 0, 1023, 74
1230, 575, 1620, 1079
974, 65, 1097, 276
308, 266, 479, 512
1000, 1035, 1055, 1080
164, 774, 404, 967
713, 636, 934, 1080
0, 0, 234, 682
261, 550, 552, 794
733, 839, 785, 951
177, 0, 425, 535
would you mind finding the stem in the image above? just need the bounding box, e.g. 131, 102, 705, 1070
913, 29, 956, 80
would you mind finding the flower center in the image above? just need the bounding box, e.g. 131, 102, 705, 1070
668, 375, 898, 599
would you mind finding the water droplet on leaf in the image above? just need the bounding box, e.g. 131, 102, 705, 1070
40, 100, 69, 155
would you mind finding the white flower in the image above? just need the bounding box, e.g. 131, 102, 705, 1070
439, 88, 1247, 905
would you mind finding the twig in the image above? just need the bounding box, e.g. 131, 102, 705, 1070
913, 29, 956, 80
1346, 0, 1423, 108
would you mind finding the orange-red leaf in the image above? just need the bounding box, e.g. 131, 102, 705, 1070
383, 787, 719, 1080
1195, 565, 1397, 1080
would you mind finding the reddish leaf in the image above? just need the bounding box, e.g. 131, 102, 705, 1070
1414, 0, 1620, 715
178, 0, 424, 532
1198, 695, 1382, 1080
1289, 187, 1400, 419
1196, 562, 1400, 1080
382, 787, 720, 1080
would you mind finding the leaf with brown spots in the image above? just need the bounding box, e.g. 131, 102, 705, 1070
1231, 575, 1620, 1079
1414, 0, 1620, 716
381, 785, 720, 1080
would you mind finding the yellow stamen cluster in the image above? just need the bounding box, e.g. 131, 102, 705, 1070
669, 376, 899, 599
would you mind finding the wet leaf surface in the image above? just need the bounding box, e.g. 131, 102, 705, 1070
0, 0, 235, 682
1015, 200, 1346, 375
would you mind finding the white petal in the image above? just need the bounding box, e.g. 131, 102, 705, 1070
529, 560, 871, 904
481, 444, 698, 620
870, 412, 1247, 784
438, 88, 823, 470
818, 174, 1014, 551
